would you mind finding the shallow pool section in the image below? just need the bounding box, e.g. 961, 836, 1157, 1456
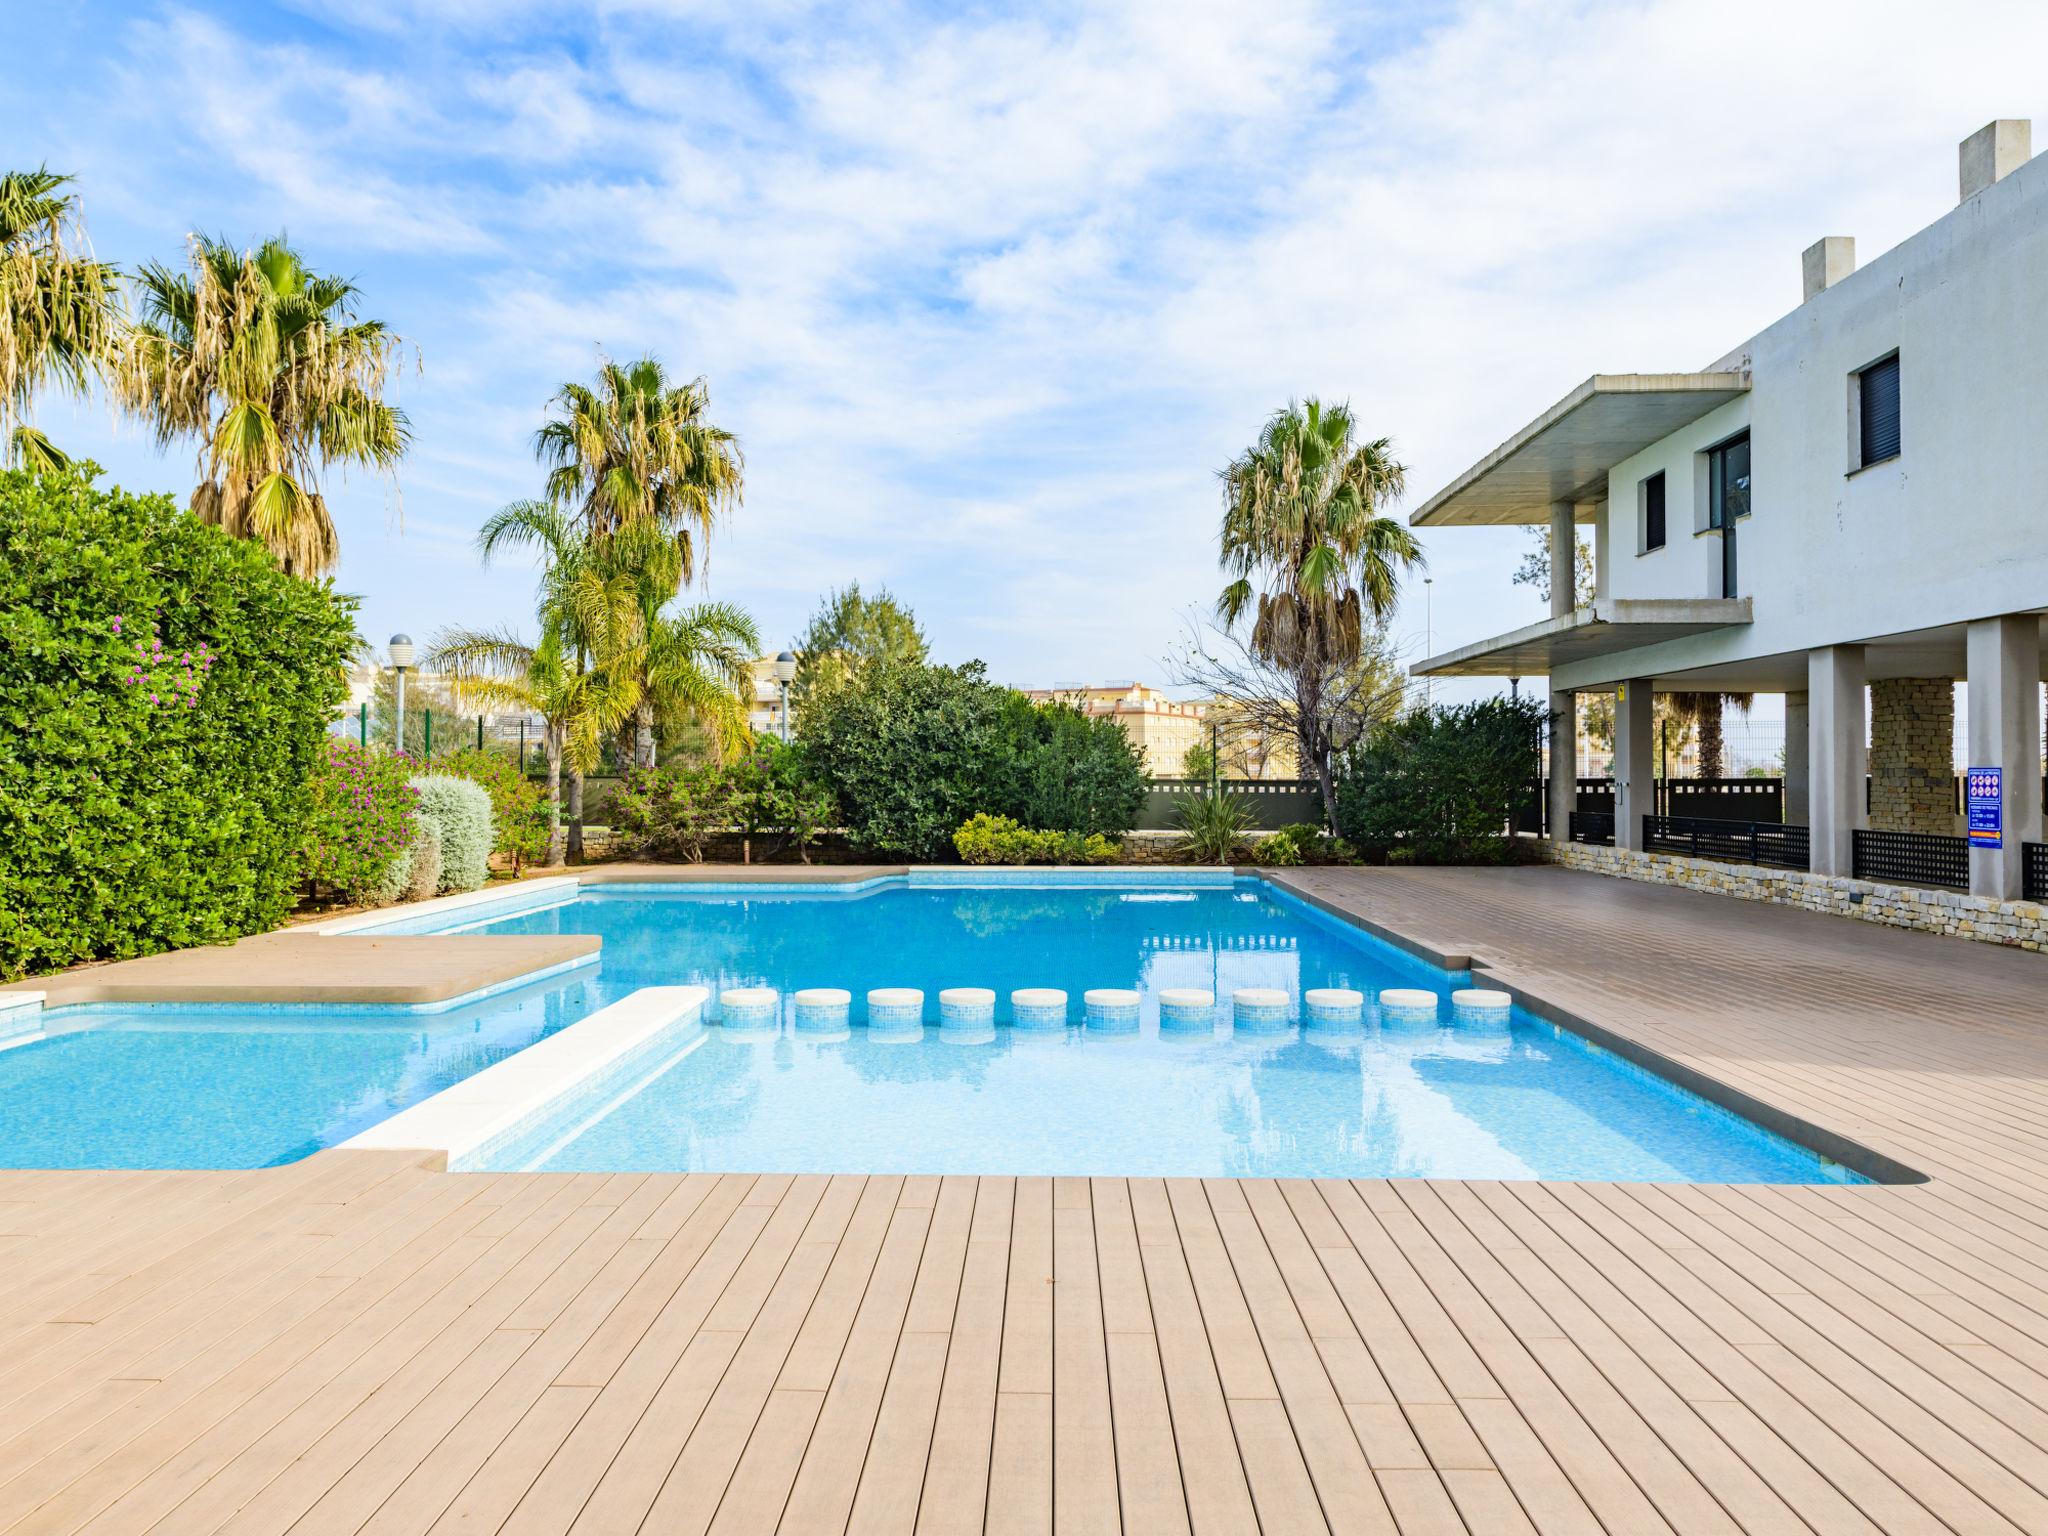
0, 971, 600, 1169
501, 1011, 1842, 1181
400, 879, 1858, 1183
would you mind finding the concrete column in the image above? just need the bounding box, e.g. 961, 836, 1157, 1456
1548, 689, 1577, 841
1548, 502, 1576, 618
1966, 615, 2044, 899
1783, 690, 1810, 826
1593, 500, 1610, 602
1613, 678, 1655, 850
1809, 646, 1867, 876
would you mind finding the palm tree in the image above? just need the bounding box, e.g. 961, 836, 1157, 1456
112, 235, 408, 576
535, 355, 742, 579
1665, 692, 1755, 779
0, 168, 121, 470
423, 627, 637, 865
1217, 398, 1423, 825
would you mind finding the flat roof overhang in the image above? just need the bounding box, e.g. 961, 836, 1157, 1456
1409, 373, 1751, 527
1411, 598, 1753, 678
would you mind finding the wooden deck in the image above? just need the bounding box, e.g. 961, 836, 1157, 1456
4, 863, 2048, 1534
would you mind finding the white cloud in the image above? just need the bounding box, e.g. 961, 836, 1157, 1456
12, 0, 2048, 693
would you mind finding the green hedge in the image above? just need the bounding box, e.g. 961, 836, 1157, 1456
0, 466, 356, 979
798, 659, 1147, 859
1334, 697, 1544, 862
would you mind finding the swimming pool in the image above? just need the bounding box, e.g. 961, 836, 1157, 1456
0, 970, 598, 1169
396, 877, 1854, 1183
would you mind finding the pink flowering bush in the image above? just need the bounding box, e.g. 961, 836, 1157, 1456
298, 740, 419, 900
112, 613, 217, 712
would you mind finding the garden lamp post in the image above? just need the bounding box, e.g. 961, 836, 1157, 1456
388, 633, 414, 753
773, 652, 798, 743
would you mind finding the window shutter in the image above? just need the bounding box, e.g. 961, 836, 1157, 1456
1860, 355, 1900, 464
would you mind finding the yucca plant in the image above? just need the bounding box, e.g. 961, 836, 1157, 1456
1172, 789, 1255, 866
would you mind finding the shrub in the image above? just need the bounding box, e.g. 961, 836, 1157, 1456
1250, 832, 1302, 866
0, 465, 356, 979
437, 749, 547, 871
954, 815, 1118, 865
612, 761, 736, 862
403, 815, 443, 902
411, 775, 493, 893
300, 741, 418, 901
1172, 790, 1254, 865
800, 659, 1145, 858
1334, 696, 1545, 862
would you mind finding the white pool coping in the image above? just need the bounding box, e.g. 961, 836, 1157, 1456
341, 984, 707, 1168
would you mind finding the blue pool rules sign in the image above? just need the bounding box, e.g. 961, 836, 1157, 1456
1968, 766, 2003, 848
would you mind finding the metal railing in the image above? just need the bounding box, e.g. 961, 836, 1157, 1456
1568, 811, 1614, 846
1645, 815, 1809, 871
1852, 829, 1968, 892
2026, 842, 2047, 903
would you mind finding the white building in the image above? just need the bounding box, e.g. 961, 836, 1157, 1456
1412, 120, 2046, 901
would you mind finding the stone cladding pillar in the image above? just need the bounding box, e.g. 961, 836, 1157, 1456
1868, 678, 1957, 834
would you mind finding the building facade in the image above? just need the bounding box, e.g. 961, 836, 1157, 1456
1412, 121, 2047, 900
1020, 684, 1210, 777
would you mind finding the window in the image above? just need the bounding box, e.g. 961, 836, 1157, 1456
1859, 353, 1900, 466
1642, 471, 1666, 552
1707, 432, 1749, 599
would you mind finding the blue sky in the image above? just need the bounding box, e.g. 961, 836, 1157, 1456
9, 0, 2046, 696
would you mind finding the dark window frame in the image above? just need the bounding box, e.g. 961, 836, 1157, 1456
1857, 352, 1901, 469
1706, 431, 1749, 599
1642, 471, 1667, 552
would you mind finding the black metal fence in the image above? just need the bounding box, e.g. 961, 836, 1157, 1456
1646, 815, 1809, 871
1136, 778, 1324, 832
1568, 811, 1614, 845
1853, 829, 1968, 892
1664, 778, 1783, 822
2026, 843, 2047, 903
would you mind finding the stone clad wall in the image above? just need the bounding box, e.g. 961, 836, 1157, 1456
1544, 839, 2048, 951
1869, 678, 1957, 834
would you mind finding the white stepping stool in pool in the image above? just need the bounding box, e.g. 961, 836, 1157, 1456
792, 988, 851, 1038
1232, 988, 1290, 1033
1010, 988, 1068, 1031
1303, 988, 1365, 1033
1158, 988, 1214, 1030
1378, 988, 1439, 1029
720, 987, 779, 1036
1451, 989, 1512, 1030
1084, 988, 1140, 1031
939, 988, 997, 1043
867, 988, 924, 1041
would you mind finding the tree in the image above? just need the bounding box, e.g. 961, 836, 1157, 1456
1510, 528, 1595, 608
422, 627, 635, 865
1335, 696, 1547, 861
535, 355, 742, 571
0, 169, 121, 471
1170, 614, 1408, 830
112, 235, 408, 577
791, 581, 928, 712
1663, 691, 1754, 778
1216, 398, 1423, 827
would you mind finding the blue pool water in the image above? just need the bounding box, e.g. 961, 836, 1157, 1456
442, 881, 1848, 1183
0, 974, 597, 1169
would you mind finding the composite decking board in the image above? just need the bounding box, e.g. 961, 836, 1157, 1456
63, 1181, 639, 1536
10, 868, 2048, 1530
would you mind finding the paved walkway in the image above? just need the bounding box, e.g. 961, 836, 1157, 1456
2, 865, 2047, 1534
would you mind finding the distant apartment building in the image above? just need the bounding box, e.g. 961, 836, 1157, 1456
1021, 683, 1209, 777
746, 654, 793, 737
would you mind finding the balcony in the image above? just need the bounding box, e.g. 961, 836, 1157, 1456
1412, 597, 1752, 679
